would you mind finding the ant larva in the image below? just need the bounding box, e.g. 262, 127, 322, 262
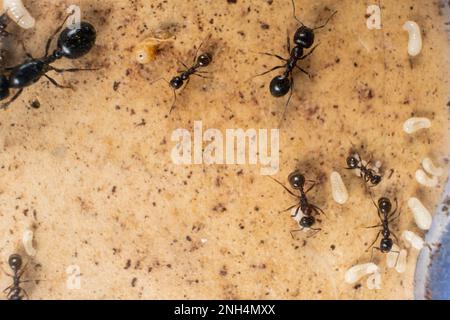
152, 37, 212, 114
3, 254, 29, 300
346, 152, 382, 186
255, 0, 337, 123
0, 12, 97, 110
366, 197, 400, 261
271, 170, 324, 238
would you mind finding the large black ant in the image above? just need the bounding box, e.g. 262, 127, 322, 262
0, 13, 97, 110
3, 254, 29, 300
152, 38, 212, 114
271, 170, 324, 238
256, 0, 336, 122
346, 152, 382, 186
366, 197, 400, 260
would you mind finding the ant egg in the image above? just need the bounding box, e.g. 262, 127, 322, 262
367, 272, 382, 290
402, 230, 424, 250
422, 157, 443, 177
395, 250, 407, 273
3, 0, 35, 29
415, 169, 438, 188
403, 21, 422, 57
345, 263, 379, 284
386, 244, 400, 268
408, 197, 432, 230
330, 171, 348, 204
403, 117, 431, 134
22, 229, 36, 257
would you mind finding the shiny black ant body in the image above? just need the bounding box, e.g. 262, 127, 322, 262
346, 153, 382, 186
3, 254, 28, 300
0, 14, 97, 109
367, 197, 400, 259
271, 170, 324, 238
256, 0, 336, 122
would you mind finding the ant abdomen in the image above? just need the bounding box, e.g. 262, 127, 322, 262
57, 22, 96, 59
300, 216, 315, 228
270, 75, 291, 97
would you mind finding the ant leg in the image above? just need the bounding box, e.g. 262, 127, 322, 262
278, 77, 294, 126
19, 40, 33, 59
365, 224, 382, 229
286, 30, 291, 54
259, 52, 287, 62
268, 177, 298, 198
370, 247, 381, 262
389, 199, 399, 220
44, 12, 74, 57
307, 227, 322, 238
192, 34, 211, 63
279, 203, 298, 214
3, 285, 12, 293
253, 65, 285, 78
313, 11, 338, 30
177, 59, 189, 70
192, 73, 211, 79
366, 230, 381, 252
290, 0, 304, 25
168, 89, 177, 114
50, 67, 99, 73
0, 89, 24, 110
305, 182, 316, 194
290, 228, 304, 239
44, 74, 72, 89
369, 193, 383, 221
300, 44, 319, 60
291, 205, 301, 218
311, 204, 327, 218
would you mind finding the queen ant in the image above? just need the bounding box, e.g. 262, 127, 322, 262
255, 0, 336, 123
271, 170, 324, 238
346, 152, 382, 186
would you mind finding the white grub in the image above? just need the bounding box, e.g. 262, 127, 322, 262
422, 157, 444, 177
22, 229, 36, 257
403, 21, 422, 57
345, 263, 379, 284
408, 197, 432, 230
330, 171, 349, 205
367, 272, 382, 290
395, 250, 407, 273
2, 0, 36, 29
403, 117, 431, 134
415, 169, 438, 188
386, 244, 400, 268
402, 230, 424, 250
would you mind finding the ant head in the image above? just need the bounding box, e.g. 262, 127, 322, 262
346, 156, 359, 169
380, 238, 393, 253
0, 75, 9, 100
57, 22, 96, 59
269, 75, 291, 98
293, 26, 314, 48
288, 171, 305, 189
8, 254, 22, 272
170, 76, 183, 89
300, 216, 315, 228
370, 174, 382, 185
197, 53, 212, 67
378, 197, 392, 214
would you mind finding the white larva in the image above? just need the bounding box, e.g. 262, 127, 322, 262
408, 197, 432, 230
367, 272, 382, 290
330, 171, 348, 204
403, 21, 422, 57
422, 157, 444, 177
402, 230, 424, 250
395, 250, 407, 273
22, 229, 36, 256
345, 263, 379, 284
415, 169, 438, 188
403, 117, 431, 134
3, 0, 36, 29
386, 244, 400, 268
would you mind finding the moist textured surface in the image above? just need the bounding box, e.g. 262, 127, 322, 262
0, 0, 449, 299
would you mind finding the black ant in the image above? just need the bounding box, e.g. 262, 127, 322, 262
3, 254, 29, 300
271, 170, 324, 238
256, 0, 337, 122
0, 13, 97, 110
346, 152, 382, 186
366, 197, 400, 261
152, 38, 212, 114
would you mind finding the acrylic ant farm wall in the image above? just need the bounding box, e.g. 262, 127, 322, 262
0, 0, 449, 299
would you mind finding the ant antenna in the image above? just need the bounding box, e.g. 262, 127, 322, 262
150, 77, 177, 114
291, 0, 304, 26
313, 10, 338, 30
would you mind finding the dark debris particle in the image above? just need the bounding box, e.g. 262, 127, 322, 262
330, 244, 336, 250
30, 100, 41, 109
131, 277, 137, 287
260, 22, 270, 30
124, 259, 131, 270
354, 284, 362, 290
227, 0, 237, 3
113, 81, 121, 91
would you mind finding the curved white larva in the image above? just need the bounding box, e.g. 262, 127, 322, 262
386, 244, 400, 268
395, 250, 407, 273
345, 263, 379, 284
415, 169, 438, 188
330, 171, 348, 204
367, 272, 382, 290
422, 158, 444, 177
22, 229, 36, 256
408, 197, 432, 230
402, 230, 424, 250
3, 0, 36, 29
403, 21, 422, 57
403, 117, 431, 134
